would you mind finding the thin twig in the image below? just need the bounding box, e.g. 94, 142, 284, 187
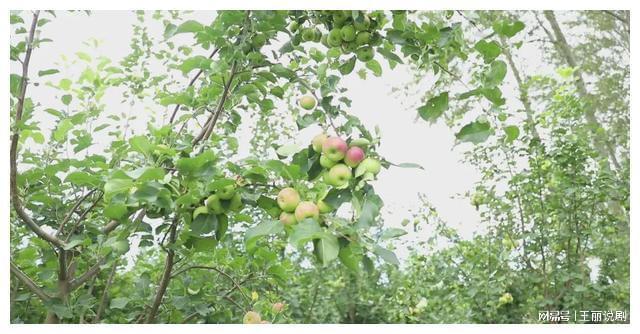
93, 261, 118, 323
170, 265, 250, 301
10, 262, 51, 302
56, 188, 98, 236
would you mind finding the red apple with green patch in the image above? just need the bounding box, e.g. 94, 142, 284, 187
294, 201, 320, 221
322, 136, 348, 162
279, 211, 297, 226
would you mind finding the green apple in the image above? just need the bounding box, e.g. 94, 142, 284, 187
355, 31, 371, 46
243, 311, 261, 324
340, 25, 356, 42
325, 163, 352, 187
251, 34, 266, 49
217, 184, 236, 200
279, 211, 297, 226
302, 28, 316, 42
317, 200, 332, 213
332, 11, 348, 26
353, 15, 371, 31
228, 193, 243, 212
320, 155, 337, 168
206, 194, 224, 214
294, 201, 320, 221
358, 157, 381, 174
288, 21, 299, 33
327, 28, 343, 47
322, 136, 348, 162
356, 46, 375, 62
192, 206, 208, 220
344, 146, 365, 167
312, 133, 328, 152
341, 42, 358, 53
277, 187, 300, 212
299, 95, 316, 110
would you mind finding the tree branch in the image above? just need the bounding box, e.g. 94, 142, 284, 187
56, 189, 98, 236
145, 217, 179, 323
69, 258, 105, 291
10, 262, 51, 302
169, 47, 220, 124
170, 265, 250, 301
10, 10, 67, 250
93, 261, 118, 323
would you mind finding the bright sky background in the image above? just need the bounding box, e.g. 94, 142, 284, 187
12, 10, 563, 261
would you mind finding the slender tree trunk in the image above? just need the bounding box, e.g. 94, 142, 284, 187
145, 219, 178, 323
542, 11, 621, 171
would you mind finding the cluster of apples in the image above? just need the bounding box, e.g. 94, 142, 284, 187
277, 187, 331, 226
242, 303, 285, 324
313, 133, 381, 188
289, 11, 381, 62
193, 184, 244, 219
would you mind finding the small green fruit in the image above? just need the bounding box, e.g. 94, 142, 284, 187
325, 163, 352, 187
206, 194, 224, 214
328, 28, 343, 47
279, 211, 297, 226
356, 46, 375, 62
302, 28, 316, 42
317, 200, 332, 213
312, 133, 328, 152
217, 184, 236, 200
229, 193, 243, 212
355, 31, 371, 46
340, 25, 356, 42
320, 155, 337, 168
299, 95, 316, 110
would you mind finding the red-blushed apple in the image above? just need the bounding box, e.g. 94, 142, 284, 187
324, 163, 352, 187
344, 146, 365, 167
320, 155, 337, 168
279, 211, 297, 226
312, 133, 328, 152
317, 199, 332, 213
243, 311, 261, 324
299, 95, 316, 110
322, 136, 348, 162
277, 187, 300, 212
294, 201, 320, 221
272, 302, 285, 313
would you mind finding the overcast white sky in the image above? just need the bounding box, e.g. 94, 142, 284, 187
12, 10, 562, 260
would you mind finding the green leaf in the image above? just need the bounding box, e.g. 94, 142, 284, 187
109, 297, 130, 309
191, 236, 217, 253
355, 193, 383, 229
373, 245, 399, 266
104, 203, 128, 220
10, 74, 21, 97
38, 69, 59, 77
129, 135, 153, 156
289, 219, 323, 247
377, 48, 404, 64
314, 234, 339, 266
504, 125, 520, 143
366, 59, 382, 76
53, 119, 73, 142
191, 213, 218, 236
455, 120, 493, 144
493, 20, 525, 38
418, 92, 449, 123
323, 188, 352, 209
104, 177, 133, 198
256, 195, 281, 218
474, 40, 501, 63
66, 171, 100, 187
276, 143, 301, 157
380, 228, 408, 240
245, 220, 284, 244
61, 94, 72, 105
339, 242, 363, 272
339, 56, 357, 75
484, 60, 507, 87
175, 20, 204, 34
179, 56, 213, 74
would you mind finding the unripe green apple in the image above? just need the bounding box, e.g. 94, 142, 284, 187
356, 46, 375, 62
217, 184, 236, 200
332, 11, 348, 26
355, 31, 371, 46
340, 25, 356, 42
206, 194, 225, 214
302, 28, 316, 42
192, 206, 208, 220
317, 200, 332, 213
312, 133, 328, 152
325, 163, 352, 187
229, 193, 243, 212
299, 95, 316, 110
277, 187, 301, 212
357, 158, 381, 175
341, 41, 358, 53
291, 33, 302, 46
322, 136, 348, 162
327, 28, 343, 47
320, 155, 337, 168
288, 21, 299, 32
279, 211, 297, 226
243, 311, 261, 324
294, 201, 320, 221
344, 146, 365, 167
349, 138, 370, 148
353, 15, 371, 31
252, 34, 266, 49
312, 29, 322, 42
